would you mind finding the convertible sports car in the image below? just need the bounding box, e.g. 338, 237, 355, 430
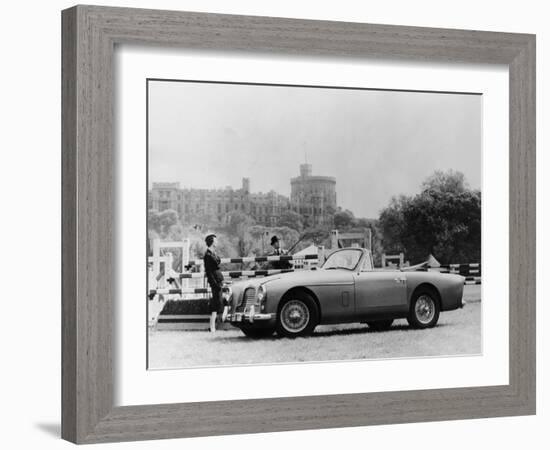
224, 248, 465, 338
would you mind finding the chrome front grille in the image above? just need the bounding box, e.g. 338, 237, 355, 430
237, 287, 256, 312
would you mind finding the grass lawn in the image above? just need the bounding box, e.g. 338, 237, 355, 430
148, 285, 482, 369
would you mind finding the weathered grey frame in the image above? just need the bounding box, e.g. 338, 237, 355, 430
61, 5, 536, 444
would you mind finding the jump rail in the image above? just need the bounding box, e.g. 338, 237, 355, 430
436, 263, 481, 275
178, 268, 295, 279
149, 287, 230, 298
185, 253, 318, 267
464, 277, 482, 285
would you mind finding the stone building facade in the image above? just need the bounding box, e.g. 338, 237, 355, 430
150, 179, 290, 226
149, 164, 336, 227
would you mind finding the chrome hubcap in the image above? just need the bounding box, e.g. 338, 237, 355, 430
280, 300, 309, 333
415, 295, 435, 324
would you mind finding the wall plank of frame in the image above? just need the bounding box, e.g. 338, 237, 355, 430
61, 5, 536, 444
61, 6, 78, 443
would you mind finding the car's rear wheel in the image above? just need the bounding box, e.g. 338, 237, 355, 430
276, 292, 318, 338
367, 319, 394, 331
407, 288, 440, 328
240, 326, 275, 339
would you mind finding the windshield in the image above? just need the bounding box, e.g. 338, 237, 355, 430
322, 249, 363, 271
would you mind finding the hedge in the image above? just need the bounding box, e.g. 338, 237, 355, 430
160, 298, 210, 315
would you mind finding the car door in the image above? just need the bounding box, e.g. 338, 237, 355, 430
309, 270, 356, 324
353, 262, 408, 314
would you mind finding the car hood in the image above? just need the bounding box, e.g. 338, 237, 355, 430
229, 268, 354, 290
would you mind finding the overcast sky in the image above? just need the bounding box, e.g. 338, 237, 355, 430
148, 80, 481, 218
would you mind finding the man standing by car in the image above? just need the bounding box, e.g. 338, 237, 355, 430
269, 235, 293, 270
203, 233, 226, 333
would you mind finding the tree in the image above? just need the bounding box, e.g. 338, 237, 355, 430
334, 209, 355, 229
354, 217, 374, 228
223, 211, 256, 235
300, 227, 331, 247
401, 189, 481, 263
147, 209, 188, 271
148, 209, 183, 239
378, 171, 481, 264
377, 195, 409, 255
221, 211, 256, 257
421, 169, 468, 194
277, 210, 304, 232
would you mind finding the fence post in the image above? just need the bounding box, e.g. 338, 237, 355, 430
165, 252, 173, 278
152, 238, 160, 277
331, 229, 339, 249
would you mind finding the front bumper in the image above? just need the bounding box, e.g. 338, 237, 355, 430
226, 310, 274, 324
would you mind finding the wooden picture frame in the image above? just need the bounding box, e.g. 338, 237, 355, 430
61, 5, 536, 444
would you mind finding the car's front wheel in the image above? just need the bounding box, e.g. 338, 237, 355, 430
407, 288, 440, 328
276, 292, 319, 338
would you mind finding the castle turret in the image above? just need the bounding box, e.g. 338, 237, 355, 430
299, 163, 312, 178
291, 164, 336, 226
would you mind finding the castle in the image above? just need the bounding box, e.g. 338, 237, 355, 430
149, 163, 337, 227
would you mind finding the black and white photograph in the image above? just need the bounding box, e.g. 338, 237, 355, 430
147, 79, 482, 369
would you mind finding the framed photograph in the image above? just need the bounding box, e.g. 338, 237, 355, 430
62, 5, 535, 444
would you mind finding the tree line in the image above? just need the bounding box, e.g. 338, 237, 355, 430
378, 170, 481, 264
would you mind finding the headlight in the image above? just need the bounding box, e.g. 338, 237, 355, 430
257, 285, 266, 303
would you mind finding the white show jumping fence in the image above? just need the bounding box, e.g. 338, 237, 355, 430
148, 242, 319, 329
149, 259, 317, 299
148, 239, 191, 327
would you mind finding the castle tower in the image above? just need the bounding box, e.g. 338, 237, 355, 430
242, 177, 250, 194
291, 163, 336, 226
299, 163, 312, 178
